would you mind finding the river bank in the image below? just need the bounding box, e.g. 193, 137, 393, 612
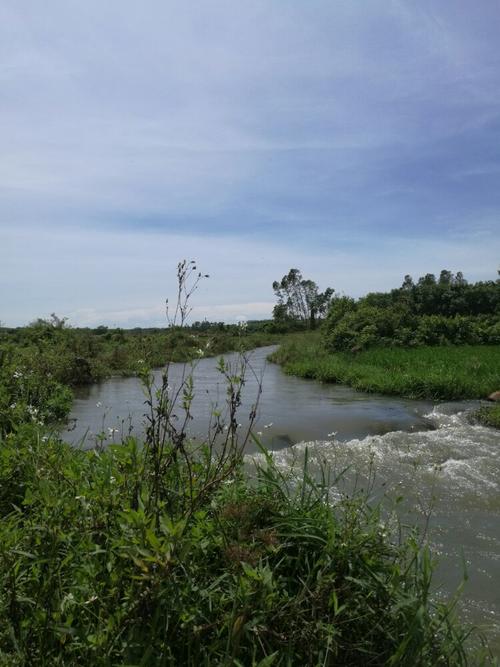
269, 333, 500, 403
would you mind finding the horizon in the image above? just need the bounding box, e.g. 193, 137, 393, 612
1, 264, 498, 330
1, 1, 500, 327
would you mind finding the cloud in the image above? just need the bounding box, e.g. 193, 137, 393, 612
1, 1, 499, 325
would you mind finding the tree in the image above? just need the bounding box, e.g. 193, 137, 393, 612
272, 269, 334, 329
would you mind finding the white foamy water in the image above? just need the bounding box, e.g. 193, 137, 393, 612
251, 404, 500, 652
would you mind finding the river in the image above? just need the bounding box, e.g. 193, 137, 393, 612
63, 345, 500, 653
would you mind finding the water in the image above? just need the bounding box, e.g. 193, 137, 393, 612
63, 345, 500, 652
64, 346, 434, 449
263, 404, 500, 652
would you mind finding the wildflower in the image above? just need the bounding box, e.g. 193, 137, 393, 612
327, 431, 337, 438
96, 401, 102, 408
197, 348, 204, 356
9, 403, 16, 409
108, 427, 118, 435
257, 431, 263, 436
13, 370, 23, 379
264, 422, 273, 429
137, 359, 145, 364
84, 595, 98, 605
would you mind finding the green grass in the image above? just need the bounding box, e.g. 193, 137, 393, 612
0, 427, 492, 666
269, 333, 500, 400
470, 404, 500, 429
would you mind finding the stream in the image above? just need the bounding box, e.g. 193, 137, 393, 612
63, 345, 500, 653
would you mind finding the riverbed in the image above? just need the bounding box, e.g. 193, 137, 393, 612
63, 345, 500, 653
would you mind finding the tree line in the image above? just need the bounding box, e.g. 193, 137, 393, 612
271, 268, 500, 348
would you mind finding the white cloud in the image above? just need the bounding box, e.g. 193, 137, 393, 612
1, 2, 499, 326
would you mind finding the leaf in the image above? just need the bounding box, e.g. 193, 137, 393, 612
255, 652, 279, 666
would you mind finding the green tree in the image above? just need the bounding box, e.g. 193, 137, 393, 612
272, 269, 334, 329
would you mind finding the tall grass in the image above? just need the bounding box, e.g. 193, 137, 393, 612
270, 333, 500, 400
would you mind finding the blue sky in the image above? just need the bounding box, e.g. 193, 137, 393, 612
1, 1, 499, 326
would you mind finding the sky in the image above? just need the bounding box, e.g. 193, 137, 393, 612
1, 0, 499, 327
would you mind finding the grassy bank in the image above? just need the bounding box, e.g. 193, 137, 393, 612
0, 427, 491, 666
269, 333, 500, 400
470, 404, 500, 429
0, 323, 280, 386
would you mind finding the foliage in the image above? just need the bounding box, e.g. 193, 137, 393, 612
272, 268, 334, 330
325, 270, 500, 352
469, 404, 500, 430
270, 333, 500, 400
0, 427, 493, 665
0, 345, 73, 436
0, 323, 280, 389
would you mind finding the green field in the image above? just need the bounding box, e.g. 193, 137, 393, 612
269, 334, 500, 400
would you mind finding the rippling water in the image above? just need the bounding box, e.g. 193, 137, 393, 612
255, 403, 500, 652
63, 345, 500, 652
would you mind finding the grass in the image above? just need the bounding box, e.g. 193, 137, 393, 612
0, 427, 493, 666
470, 404, 500, 429
269, 333, 500, 400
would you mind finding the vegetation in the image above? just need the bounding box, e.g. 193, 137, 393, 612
2, 426, 494, 665
325, 271, 499, 352
470, 404, 500, 430
270, 334, 500, 400
272, 268, 334, 330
